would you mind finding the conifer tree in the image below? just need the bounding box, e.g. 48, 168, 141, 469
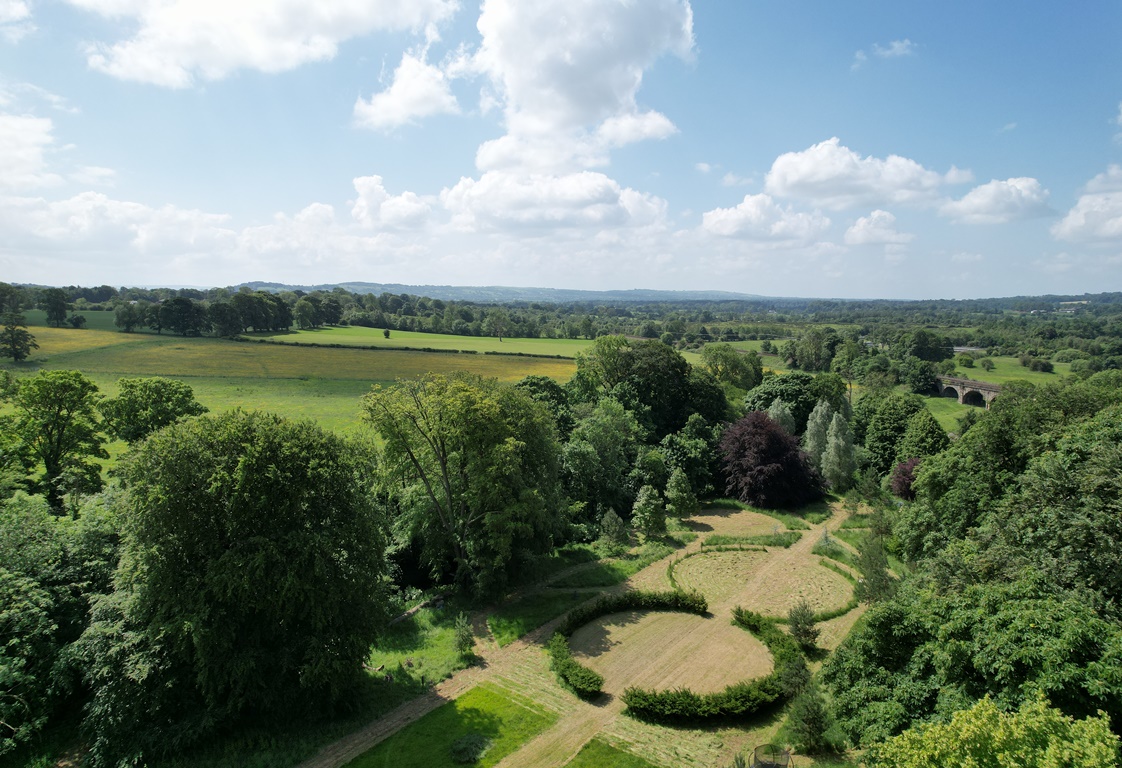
821, 413, 857, 491
767, 398, 797, 435
664, 467, 699, 519
598, 507, 630, 554
802, 398, 833, 470
631, 484, 666, 540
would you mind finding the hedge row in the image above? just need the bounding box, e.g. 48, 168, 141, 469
556, 590, 708, 638
547, 633, 604, 698
619, 607, 805, 722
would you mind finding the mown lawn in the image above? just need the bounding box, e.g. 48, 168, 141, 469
564, 739, 660, 768
344, 684, 557, 768
487, 591, 592, 647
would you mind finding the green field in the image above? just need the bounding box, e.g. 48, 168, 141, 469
564, 739, 660, 768
344, 684, 557, 768
5, 325, 576, 433
255, 325, 595, 357
923, 395, 973, 433
957, 355, 1072, 384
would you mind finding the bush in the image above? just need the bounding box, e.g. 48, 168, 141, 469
787, 598, 819, 650
450, 732, 492, 763
547, 634, 603, 698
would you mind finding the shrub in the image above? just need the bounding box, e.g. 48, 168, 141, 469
450, 732, 492, 763
787, 598, 819, 650
454, 612, 474, 658
547, 633, 604, 699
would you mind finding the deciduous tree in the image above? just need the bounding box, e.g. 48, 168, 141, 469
0, 312, 37, 362
720, 411, 824, 509
99, 377, 208, 443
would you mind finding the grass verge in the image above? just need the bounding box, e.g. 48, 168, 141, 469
564, 739, 660, 768
705, 531, 802, 548
487, 591, 593, 647
343, 684, 558, 768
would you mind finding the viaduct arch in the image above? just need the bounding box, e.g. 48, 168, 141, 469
935, 376, 1001, 408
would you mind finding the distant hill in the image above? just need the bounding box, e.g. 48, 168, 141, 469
238, 281, 771, 304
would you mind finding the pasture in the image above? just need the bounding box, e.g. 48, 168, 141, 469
254, 325, 594, 357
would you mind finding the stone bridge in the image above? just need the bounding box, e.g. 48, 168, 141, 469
935, 376, 1001, 408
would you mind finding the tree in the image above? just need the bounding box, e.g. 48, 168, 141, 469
597, 508, 629, 555
0, 312, 37, 362
889, 457, 922, 501
631, 484, 666, 540
854, 534, 894, 603
801, 398, 833, 470
363, 373, 563, 594
788, 597, 819, 650
562, 398, 644, 523
719, 411, 825, 509
8, 370, 106, 511
99, 377, 208, 443
864, 394, 924, 476
41, 288, 68, 328
767, 398, 796, 434
207, 301, 243, 337
743, 372, 847, 434
454, 612, 474, 658
113, 303, 144, 333
866, 696, 1119, 768
895, 408, 949, 463
787, 686, 844, 755
821, 413, 857, 491
664, 467, 699, 519
78, 411, 388, 765
294, 297, 317, 329
700, 343, 763, 391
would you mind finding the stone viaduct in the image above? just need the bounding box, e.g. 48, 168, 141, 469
935, 376, 1001, 408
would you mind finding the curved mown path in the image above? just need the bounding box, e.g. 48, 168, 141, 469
297, 502, 864, 768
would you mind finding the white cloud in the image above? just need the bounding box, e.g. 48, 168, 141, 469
354, 51, 459, 131
1050, 166, 1122, 243
721, 172, 752, 187
441, 170, 666, 232
999, 122, 1017, 134
350, 175, 432, 228
940, 177, 1051, 224
469, 0, 693, 172
873, 39, 915, 58
66, 0, 459, 87
701, 193, 829, 242
844, 210, 914, 245
695, 162, 712, 173
0, 0, 33, 42
851, 50, 867, 71
70, 165, 117, 186
0, 113, 64, 189
951, 251, 983, 263
765, 137, 968, 210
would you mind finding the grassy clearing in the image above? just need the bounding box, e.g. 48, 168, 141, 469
705, 531, 802, 548
839, 513, 874, 530
256, 326, 594, 357
564, 739, 660, 768
550, 541, 675, 589
705, 499, 812, 531
963, 355, 1072, 384
487, 591, 593, 647
832, 529, 867, 551
812, 537, 858, 570
366, 605, 472, 689
923, 395, 973, 432
344, 684, 557, 768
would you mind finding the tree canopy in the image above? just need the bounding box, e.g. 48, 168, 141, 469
99, 377, 208, 443
719, 411, 824, 509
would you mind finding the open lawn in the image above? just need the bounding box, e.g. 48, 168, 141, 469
344, 684, 557, 768
569, 611, 774, 695
255, 326, 594, 357
923, 394, 973, 433
563, 739, 660, 768
961, 355, 1072, 384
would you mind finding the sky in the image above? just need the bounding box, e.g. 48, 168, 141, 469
2, 1, 1122, 299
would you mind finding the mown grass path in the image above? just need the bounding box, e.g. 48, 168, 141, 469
298, 502, 863, 768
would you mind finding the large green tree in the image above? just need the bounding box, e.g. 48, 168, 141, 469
0, 312, 38, 362
363, 373, 564, 594
99, 377, 208, 443
78, 411, 387, 766
700, 343, 763, 391
41, 288, 69, 328
863, 394, 924, 476
8, 370, 106, 510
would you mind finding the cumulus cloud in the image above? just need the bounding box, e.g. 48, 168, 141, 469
350, 175, 432, 228
764, 137, 969, 210
442, 170, 666, 232
844, 210, 914, 245
469, 0, 693, 172
66, 0, 458, 87
701, 193, 829, 242
70, 165, 117, 186
695, 162, 712, 173
0, 0, 33, 42
0, 113, 64, 189
940, 177, 1052, 224
354, 51, 459, 131
873, 39, 915, 58
1050, 166, 1122, 243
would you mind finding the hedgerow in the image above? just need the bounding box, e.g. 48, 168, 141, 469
620, 608, 806, 722
546, 633, 604, 698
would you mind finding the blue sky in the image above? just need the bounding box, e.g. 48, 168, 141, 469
2, 1, 1121, 299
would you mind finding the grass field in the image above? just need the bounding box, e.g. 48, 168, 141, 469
550, 541, 675, 589
487, 591, 594, 647
343, 684, 557, 768
5, 325, 576, 433
564, 739, 660, 768
923, 394, 972, 433
254, 325, 594, 357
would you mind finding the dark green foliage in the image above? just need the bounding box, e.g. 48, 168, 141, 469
597, 507, 630, 555
563, 398, 644, 526
895, 408, 949, 464
664, 467, 700, 519
700, 343, 763, 391
631, 484, 666, 540
821, 412, 857, 491
863, 394, 924, 476
450, 733, 491, 764
719, 411, 825, 509
0, 312, 38, 362
515, 375, 575, 439
854, 535, 895, 603
786, 686, 845, 755
787, 598, 819, 650
78, 411, 389, 766
98, 376, 208, 443
742, 372, 820, 433
547, 633, 604, 698
41, 288, 68, 328
454, 612, 474, 658
620, 608, 804, 722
